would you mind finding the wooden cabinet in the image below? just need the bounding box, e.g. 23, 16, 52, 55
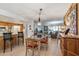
12, 34, 18, 46
60, 36, 79, 56
0, 36, 3, 49
67, 39, 76, 54
60, 38, 67, 56
76, 39, 79, 55
0, 21, 23, 32
61, 3, 79, 56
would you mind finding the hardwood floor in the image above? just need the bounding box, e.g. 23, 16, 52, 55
0, 38, 62, 56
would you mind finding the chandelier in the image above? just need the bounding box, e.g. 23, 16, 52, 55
37, 8, 42, 26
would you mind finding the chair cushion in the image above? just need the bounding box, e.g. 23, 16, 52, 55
27, 40, 38, 48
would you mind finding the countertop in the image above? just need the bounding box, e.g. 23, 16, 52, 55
60, 33, 79, 39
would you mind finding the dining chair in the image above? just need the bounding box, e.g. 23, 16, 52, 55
40, 36, 48, 50
26, 38, 39, 56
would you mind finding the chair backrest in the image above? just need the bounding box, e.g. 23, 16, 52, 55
42, 36, 48, 41
3, 33, 12, 41
18, 32, 24, 38
26, 38, 38, 46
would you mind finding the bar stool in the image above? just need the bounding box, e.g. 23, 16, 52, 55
18, 32, 24, 45
3, 33, 13, 53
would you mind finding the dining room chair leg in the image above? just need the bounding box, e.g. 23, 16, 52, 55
26, 48, 27, 56
32, 48, 34, 56
46, 45, 48, 50
38, 48, 40, 56
18, 39, 19, 45
22, 39, 24, 45
10, 41, 12, 51
3, 41, 5, 53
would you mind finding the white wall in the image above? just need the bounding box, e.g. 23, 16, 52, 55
25, 20, 34, 37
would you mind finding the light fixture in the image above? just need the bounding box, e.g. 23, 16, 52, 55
37, 22, 41, 26
37, 8, 42, 26
37, 17, 41, 25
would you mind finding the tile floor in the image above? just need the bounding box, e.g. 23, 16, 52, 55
0, 38, 62, 56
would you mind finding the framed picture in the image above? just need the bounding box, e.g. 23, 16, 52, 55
44, 26, 48, 31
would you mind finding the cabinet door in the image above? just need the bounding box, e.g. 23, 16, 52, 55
12, 35, 17, 46
76, 39, 79, 55
64, 39, 67, 50
60, 39, 65, 55
67, 39, 76, 55
0, 37, 3, 49
60, 38, 67, 56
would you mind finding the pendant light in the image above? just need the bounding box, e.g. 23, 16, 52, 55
37, 8, 42, 26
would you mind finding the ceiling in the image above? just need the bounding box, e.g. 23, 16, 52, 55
0, 3, 70, 23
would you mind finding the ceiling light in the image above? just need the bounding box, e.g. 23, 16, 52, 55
37, 8, 43, 26
37, 22, 41, 26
